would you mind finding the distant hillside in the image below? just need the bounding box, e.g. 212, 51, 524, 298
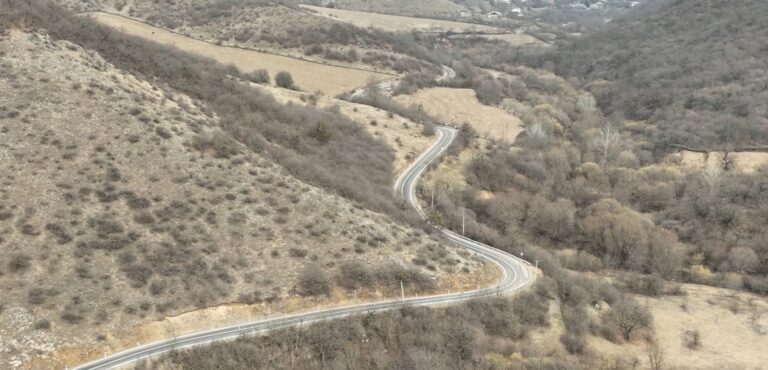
535, 0, 768, 152
304, 0, 465, 17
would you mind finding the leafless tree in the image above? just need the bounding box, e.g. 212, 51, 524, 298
718, 151, 735, 171
683, 329, 702, 350
729, 246, 757, 273
701, 165, 722, 196
527, 122, 549, 148
611, 298, 652, 341
577, 93, 597, 113
591, 125, 621, 168
647, 336, 665, 370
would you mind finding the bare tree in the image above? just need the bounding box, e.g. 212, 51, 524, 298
729, 246, 757, 273
746, 301, 766, 335
527, 122, 549, 148
683, 329, 702, 350
718, 151, 735, 171
577, 93, 597, 113
701, 165, 722, 196
647, 336, 665, 370
611, 298, 653, 341
591, 125, 621, 168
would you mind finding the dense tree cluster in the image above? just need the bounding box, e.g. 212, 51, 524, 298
414, 56, 768, 295
518, 0, 768, 152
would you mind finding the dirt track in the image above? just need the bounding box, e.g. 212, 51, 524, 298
302, 5, 501, 33
89, 12, 391, 96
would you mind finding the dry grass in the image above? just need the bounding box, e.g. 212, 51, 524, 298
302, 5, 500, 33
677, 150, 768, 174
254, 85, 434, 176
0, 30, 492, 369
87, 12, 391, 96
587, 283, 768, 369
448, 32, 544, 46
395, 88, 525, 142
310, 0, 466, 17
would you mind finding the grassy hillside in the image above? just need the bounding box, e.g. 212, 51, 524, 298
0, 1, 499, 367
55, 0, 445, 74
0, 28, 493, 368
536, 0, 768, 151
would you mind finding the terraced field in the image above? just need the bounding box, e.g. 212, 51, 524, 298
88, 12, 391, 96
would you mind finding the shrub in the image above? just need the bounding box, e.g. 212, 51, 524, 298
375, 263, 435, 293
34, 319, 51, 330
149, 279, 167, 296
337, 261, 374, 290
28, 288, 47, 305
133, 211, 156, 225
683, 329, 702, 350
246, 69, 270, 84
155, 126, 172, 139
275, 71, 295, 89
122, 263, 153, 288
421, 123, 435, 137
298, 264, 331, 297
192, 131, 241, 159
61, 311, 83, 324
622, 273, 665, 296
560, 333, 586, 354
744, 275, 768, 295
288, 248, 308, 258
9, 254, 31, 273
475, 79, 503, 106
608, 299, 653, 341
308, 122, 332, 144
45, 222, 73, 244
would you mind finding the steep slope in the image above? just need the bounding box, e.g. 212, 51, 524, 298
54, 0, 443, 75
0, 30, 492, 368
538, 0, 768, 151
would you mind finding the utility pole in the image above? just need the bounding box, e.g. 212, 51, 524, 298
461, 208, 465, 235
431, 185, 435, 208
535, 257, 539, 269
400, 280, 405, 302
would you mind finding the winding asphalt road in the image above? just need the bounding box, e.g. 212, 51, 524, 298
349, 64, 455, 100
72, 126, 534, 370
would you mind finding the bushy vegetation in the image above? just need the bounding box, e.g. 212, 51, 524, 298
122, 0, 447, 70
436, 115, 768, 294
427, 12, 768, 296
507, 0, 768, 152
1, 0, 414, 220
349, 92, 439, 128
142, 275, 651, 369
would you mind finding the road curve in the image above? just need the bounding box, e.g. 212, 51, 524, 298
349, 64, 455, 99
72, 125, 534, 370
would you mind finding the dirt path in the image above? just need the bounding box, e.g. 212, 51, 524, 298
301, 5, 501, 33
88, 12, 391, 96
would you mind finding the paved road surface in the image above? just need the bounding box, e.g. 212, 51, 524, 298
349, 64, 455, 100
72, 125, 534, 370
